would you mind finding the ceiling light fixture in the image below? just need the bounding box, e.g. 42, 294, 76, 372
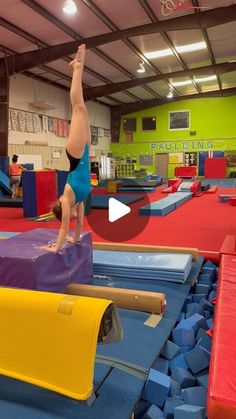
63, 0, 77, 14
176, 41, 206, 54
145, 48, 172, 59
171, 80, 192, 87
137, 61, 145, 73
144, 41, 207, 60
167, 92, 173, 98
194, 75, 217, 83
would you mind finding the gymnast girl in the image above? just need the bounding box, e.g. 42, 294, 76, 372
41, 44, 91, 253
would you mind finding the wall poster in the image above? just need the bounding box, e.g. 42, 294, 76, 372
169, 110, 190, 130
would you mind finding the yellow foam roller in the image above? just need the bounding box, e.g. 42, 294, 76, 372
0, 287, 122, 400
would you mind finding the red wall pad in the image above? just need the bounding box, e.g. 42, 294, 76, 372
174, 166, 196, 178
220, 235, 236, 256
36, 171, 57, 216
208, 254, 236, 418
204, 157, 227, 179
22, 170, 57, 217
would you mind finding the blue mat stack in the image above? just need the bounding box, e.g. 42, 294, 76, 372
139, 192, 192, 216
91, 194, 144, 208
177, 182, 194, 192
135, 260, 218, 419
93, 251, 193, 283
118, 187, 155, 192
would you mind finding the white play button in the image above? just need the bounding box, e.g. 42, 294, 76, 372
108, 198, 131, 223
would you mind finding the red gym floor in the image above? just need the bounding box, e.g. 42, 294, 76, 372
0, 186, 235, 257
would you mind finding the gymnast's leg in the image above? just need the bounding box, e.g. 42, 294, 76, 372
66, 44, 91, 159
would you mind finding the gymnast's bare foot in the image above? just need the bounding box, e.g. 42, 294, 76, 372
69, 44, 86, 71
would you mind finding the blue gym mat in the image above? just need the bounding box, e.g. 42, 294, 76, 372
139, 192, 192, 216
93, 250, 193, 282
0, 170, 11, 195
91, 194, 144, 208
0, 196, 22, 207
0, 257, 203, 419
95, 256, 203, 368
118, 187, 155, 192
0, 231, 20, 239
202, 178, 236, 188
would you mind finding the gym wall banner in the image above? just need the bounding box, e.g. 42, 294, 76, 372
150, 140, 214, 152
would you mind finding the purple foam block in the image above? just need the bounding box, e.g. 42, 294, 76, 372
0, 228, 93, 292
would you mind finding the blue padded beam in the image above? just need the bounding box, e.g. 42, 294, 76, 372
91, 194, 144, 208
0, 170, 11, 195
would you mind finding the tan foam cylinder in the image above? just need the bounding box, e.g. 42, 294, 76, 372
67, 284, 166, 314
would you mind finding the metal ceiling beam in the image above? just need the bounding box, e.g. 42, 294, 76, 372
138, 0, 200, 95
80, 0, 162, 98
160, 32, 201, 94
23, 71, 69, 91
83, 61, 236, 100
0, 17, 46, 48
0, 16, 117, 86
84, 5, 236, 37
19, 0, 163, 98
0, 44, 121, 104
0, 45, 70, 82
0, 44, 71, 90
21, 0, 81, 40
1, 5, 235, 76
201, 29, 222, 89
21, 0, 145, 102
191, 0, 222, 90
0, 16, 141, 102
117, 86, 236, 115
25, 0, 161, 99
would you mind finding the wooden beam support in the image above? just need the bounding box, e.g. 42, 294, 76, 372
0, 5, 235, 76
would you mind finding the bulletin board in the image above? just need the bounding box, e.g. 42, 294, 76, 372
139, 155, 153, 166
169, 110, 190, 130
169, 153, 184, 164
184, 152, 197, 166
91, 126, 98, 145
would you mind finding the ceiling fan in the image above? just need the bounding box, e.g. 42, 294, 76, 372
160, 0, 213, 16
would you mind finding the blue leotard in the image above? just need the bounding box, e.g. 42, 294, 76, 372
66, 144, 91, 203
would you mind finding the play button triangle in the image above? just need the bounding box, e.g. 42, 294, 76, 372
108, 198, 131, 223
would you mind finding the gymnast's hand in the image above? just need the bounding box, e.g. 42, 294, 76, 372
39, 244, 58, 253
66, 234, 76, 244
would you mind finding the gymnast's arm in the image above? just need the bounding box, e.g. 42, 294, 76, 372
19, 164, 26, 171
54, 198, 70, 252
74, 202, 84, 242
66, 202, 84, 244
40, 198, 70, 253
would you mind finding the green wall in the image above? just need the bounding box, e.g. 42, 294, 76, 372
111, 96, 236, 177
